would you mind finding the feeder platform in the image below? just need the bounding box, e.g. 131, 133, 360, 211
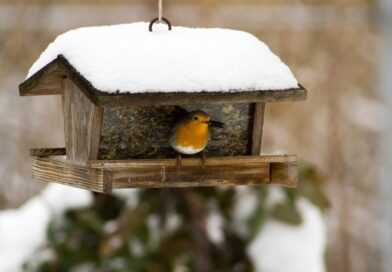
31, 149, 297, 193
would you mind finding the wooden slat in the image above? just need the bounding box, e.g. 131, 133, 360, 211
97, 156, 297, 188
95, 88, 307, 107
89, 106, 103, 160
110, 163, 270, 188
19, 55, 307, 106
19, 58, 65, 96
250, 102, 266, 155
32, 157, 110, 193
29, 150, 297, 164
270, 162, 298, 187
31, 155, 298, 191
62, 79, 103, 164
88, 155, 298, 168
30, 148, 66, 157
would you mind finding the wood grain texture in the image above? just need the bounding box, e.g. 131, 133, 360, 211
62, 79, 103, 164
32, 157, 110, 193
30, 148, 66, 157
89, 155, 297, 168
270, 162, 298, 187
95, 89, 307, 107
19, 58, 65, 96
30, 155, 298, 192
19, 55, 307, 106
110, 163, 270, 188
90, 106, 104, 160
250, 102, 265, 155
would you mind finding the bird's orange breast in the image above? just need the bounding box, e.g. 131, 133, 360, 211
175, 122, 209, 149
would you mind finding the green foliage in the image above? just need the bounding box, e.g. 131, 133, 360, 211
24, 163, 328, 272
298, 162, 330, 211
246, 187, 267, 241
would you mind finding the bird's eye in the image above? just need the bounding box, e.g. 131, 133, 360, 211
193, 116, 198, 121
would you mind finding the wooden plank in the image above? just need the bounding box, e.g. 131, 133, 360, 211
19, 58, 65, 96
250, 102, 266, 155
30, 148, 66, 157
30, 155, 298, 191
89, 155, 298, 168
110, 163, 270, 188
89, 106, 103, 160
95, 89, 307, 107
28, 150, 297, 163
93, 155, 297, 188
270, 162, 298, 187
32, 157, 110, 193
19, 55, 308, 106
62, 79, 103, 164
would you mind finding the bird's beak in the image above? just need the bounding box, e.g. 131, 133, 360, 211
208, 120, 225, 128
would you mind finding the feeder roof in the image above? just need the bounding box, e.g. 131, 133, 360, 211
20, 22, 306, 106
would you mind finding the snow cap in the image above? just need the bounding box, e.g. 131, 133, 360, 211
27, 22, 299, 93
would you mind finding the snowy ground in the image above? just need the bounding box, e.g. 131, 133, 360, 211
0, 184, 326, 272
248, 198, 326, 272
0, 184, 92, 271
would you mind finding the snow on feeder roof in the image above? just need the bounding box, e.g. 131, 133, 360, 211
20, 22, 306, 106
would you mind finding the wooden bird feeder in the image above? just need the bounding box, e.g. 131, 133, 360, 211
19, 22, 307, 193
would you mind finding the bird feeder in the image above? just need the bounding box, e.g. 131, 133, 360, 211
19, 22, 307, 193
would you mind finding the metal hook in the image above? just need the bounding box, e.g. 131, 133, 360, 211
148, 17, 172, 32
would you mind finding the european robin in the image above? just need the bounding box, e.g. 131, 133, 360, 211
170, 110, 224, 168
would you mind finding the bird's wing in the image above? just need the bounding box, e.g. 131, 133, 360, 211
171, 106, 189, 120
168, 106, 189, 129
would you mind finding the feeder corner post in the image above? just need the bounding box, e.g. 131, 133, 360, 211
250, 102, 266, 156
61, 78, 103, 164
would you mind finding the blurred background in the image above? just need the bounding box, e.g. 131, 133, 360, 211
0, 0, 390, 271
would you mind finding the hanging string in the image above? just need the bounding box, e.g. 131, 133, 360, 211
158, 0, 163, 22
149, 0, 172, 31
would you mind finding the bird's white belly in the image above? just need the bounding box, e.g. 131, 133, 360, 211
172, 144, 205, 155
